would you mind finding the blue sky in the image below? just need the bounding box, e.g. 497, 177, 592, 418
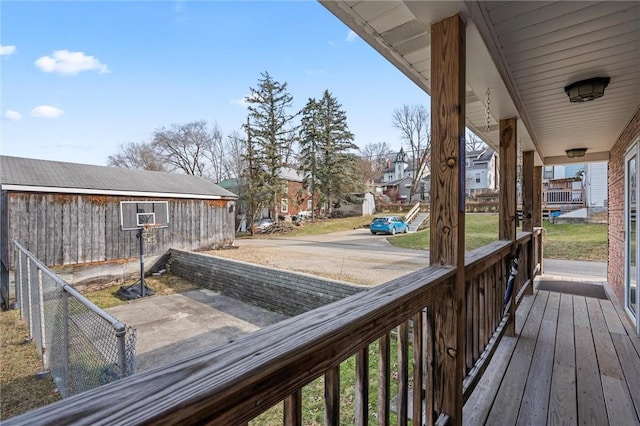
1, 1, 431, 166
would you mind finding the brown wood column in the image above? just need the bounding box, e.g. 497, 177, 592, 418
430, 13, 465, 425
499, 118, 518, 240
533, 165, 543, 274
499, 118, 517, 336
522, 151, 535, 295
522, 151, 534, 232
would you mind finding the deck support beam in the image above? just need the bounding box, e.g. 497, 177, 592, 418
430, 14, 466, 426
499, 117, 518, 336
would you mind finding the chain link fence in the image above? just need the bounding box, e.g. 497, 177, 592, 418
13, 241, 136, 398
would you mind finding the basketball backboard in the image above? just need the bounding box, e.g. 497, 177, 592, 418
120, 201, 169, 231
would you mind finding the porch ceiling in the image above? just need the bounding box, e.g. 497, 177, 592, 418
320, 1, 640, 166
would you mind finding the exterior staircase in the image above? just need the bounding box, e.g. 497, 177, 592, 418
407, 212, 429, 232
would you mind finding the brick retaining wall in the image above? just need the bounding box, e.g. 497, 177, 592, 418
167, 249, 365, 317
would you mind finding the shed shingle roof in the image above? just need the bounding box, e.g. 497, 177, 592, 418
0, 156, 237, 199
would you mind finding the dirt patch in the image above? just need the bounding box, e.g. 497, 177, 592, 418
203, 247, 373, 285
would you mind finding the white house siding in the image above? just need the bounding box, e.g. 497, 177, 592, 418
585, 162, 608, 207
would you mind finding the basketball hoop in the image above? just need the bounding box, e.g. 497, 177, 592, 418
141, 224, 158, 245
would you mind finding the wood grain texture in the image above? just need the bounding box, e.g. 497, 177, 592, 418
378, 334, 391, 426
430, 14, 466, 425
325, 367, 340, 426
548, 294, 577, 425
574, 296, 608, 425
397, 321, 409, 425
533, 166, 542, 228
283, 390, 301, 426
522, 151, 534, 232
516, 292, 559, 425
499, 117, 517, 241
413, 311, 424, 425
355, 347, 369, 426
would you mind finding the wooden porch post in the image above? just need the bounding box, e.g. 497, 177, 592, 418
499, 117, 517, 336
533, 166, 543, 275
430, 14, 465, 425
522, 151, 535, 295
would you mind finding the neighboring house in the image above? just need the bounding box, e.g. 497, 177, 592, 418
466, 147, 498, 197
540, 161, 608, 208
218, 167, 312, 221
277, 167, 312, 218
376, 148, 429, 201
0, 156, 237, 290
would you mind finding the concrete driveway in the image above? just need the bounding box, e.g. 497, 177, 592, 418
231, 228, 431, 286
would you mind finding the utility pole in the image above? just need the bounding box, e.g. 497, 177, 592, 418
246, 117, 256, 235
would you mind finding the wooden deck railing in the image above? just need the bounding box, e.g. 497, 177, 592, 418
7, 231, 541, 426
543, 188, 584, 206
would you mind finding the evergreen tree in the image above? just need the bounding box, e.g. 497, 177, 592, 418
299, 98, 322, 219
246, 72, 295, 221
299, 90, 358, 216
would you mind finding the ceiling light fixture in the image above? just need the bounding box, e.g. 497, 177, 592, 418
566, 148, 587, 158
564, 77, 610, 103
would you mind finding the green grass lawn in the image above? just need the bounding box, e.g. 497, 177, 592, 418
388, 213, 608, 262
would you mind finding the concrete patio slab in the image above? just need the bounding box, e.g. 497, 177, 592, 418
106, 289, 287, 372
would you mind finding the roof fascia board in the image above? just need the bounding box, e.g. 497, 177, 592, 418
0, 184, 234, 200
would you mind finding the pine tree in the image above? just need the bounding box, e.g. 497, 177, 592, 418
299, 90, 358, 216
246, 72, 295, 222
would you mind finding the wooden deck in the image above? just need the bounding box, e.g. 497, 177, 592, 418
464, 285, 640, 425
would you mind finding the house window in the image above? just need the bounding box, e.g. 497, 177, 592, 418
544, 166, 554, 180
307, 199, 313, 210
281, 198, 288, 213
475, 173, 481, 183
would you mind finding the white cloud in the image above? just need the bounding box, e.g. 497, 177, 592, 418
345, 30, 358, 42
4, 110, 23, 121
31, 105, 64, 118
230, 98, 249, 107
0, 45, 16, 56
35, 50, 110, 75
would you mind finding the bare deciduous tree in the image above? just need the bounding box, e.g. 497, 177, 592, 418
107, 142, 166, 171
358, 142, 392, 188
392, 104, 431, 200
466, 131, 487, 152
152, 120, 222, 178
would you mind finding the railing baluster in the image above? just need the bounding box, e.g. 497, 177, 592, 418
378, 333, 391, 426
284, 390, 302, 426
397, 322, 409, 425
355, 346, 368, 426
413, 311, 424, 425
424, 307, 434, 426
324, 366, 340, 426
465, 280, 473, 372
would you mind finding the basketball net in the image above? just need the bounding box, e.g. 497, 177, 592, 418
141, 224, 157, 245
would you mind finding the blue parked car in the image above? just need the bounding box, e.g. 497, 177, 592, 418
370, 216, 408, 235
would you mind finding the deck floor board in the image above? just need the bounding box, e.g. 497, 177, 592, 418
465, 283, 640, 425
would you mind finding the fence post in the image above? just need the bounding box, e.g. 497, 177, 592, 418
62, 290, 71, 398
26, 258, 34, 341
37, 269, 49, 372
15, 247, 22, 315
115, 322, 127, 378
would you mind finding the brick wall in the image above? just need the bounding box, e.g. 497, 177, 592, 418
608, 108, 640, 303
167, 249, 365, 317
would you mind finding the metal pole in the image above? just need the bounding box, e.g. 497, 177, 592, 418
115, 323, 127, 378
138, 229, 145, 297
38, 269, 49, 372
26, 258, 33, 340
15, 247, 22, 316
62, 290, 71, 398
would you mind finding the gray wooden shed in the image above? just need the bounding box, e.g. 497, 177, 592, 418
0, 156, 237, 305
